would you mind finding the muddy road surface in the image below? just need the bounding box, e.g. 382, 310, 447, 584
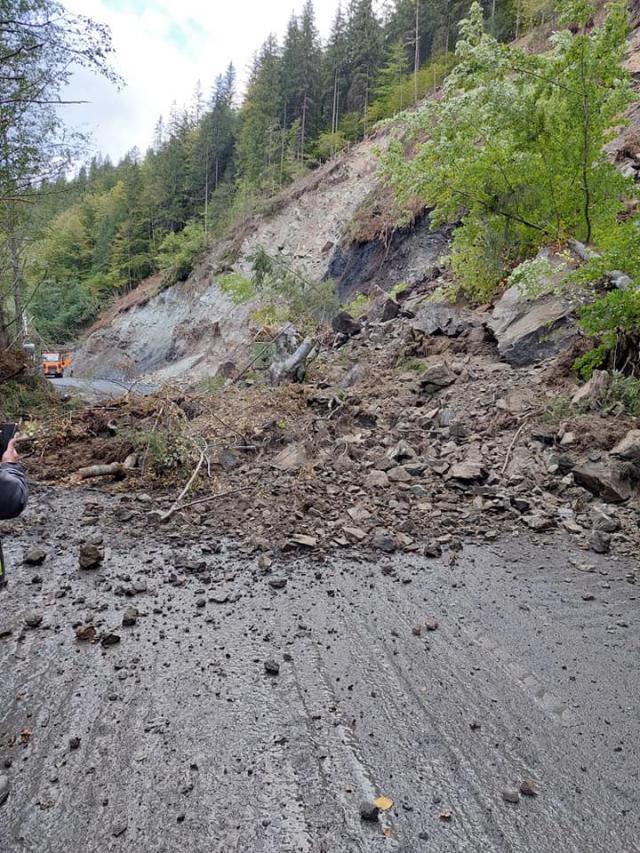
0, 486, 638, 852
47, 377, 156, 401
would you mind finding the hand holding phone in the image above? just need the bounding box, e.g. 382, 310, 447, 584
0, 424, 18, 462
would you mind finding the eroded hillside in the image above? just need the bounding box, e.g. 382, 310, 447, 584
74, 127, 451, 385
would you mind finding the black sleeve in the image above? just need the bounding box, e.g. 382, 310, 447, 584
0, 463, 28, 519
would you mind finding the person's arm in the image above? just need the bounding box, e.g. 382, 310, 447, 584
0, 439, 28, 519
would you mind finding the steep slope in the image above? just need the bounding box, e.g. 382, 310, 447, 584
74, 130, 449, 384
75, 2, 640, 387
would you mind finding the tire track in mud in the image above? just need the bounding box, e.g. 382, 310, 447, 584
0, 488, 639, 853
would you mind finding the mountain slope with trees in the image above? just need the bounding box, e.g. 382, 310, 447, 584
4, 0, 521, 347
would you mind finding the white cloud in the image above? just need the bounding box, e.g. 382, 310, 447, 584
62, 0, 342, 163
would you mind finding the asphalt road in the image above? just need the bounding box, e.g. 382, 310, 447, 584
47, 377, 155, 400
0, 486, 638, 852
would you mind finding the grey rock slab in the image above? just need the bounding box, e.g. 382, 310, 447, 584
572, 370, 609, 406
449, 460, 487, 482
264, 659, 280, 676
419, 363, 456, 394
610, 429, 640, 465
271, 444, 307, 473
573, 463, 631, 504
589, 530, 611, 554
409, 301, 470, 338
487, 251, 578, 366
122, 606, 138, 627
387, 466, 412, 483
0, 775, 9, 806
331, 311, 362, 337
502, 788, 520, 804
519, 779, 538, 797
359, 801, 379, 822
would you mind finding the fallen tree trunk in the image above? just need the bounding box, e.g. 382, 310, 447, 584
77, 462, 126, 480
269, 337, 317, 385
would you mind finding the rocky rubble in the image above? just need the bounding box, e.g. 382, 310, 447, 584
31, 284, 640, 563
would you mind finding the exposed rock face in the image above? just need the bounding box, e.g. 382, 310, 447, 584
327, 213, 451, 302
487, 252, 578, 366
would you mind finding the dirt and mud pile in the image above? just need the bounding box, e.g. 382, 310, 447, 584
31, 289, 640, 566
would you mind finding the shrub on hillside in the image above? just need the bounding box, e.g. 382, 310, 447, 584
157, 221, 206, 287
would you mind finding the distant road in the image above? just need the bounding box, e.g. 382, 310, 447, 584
47, 376, 156, 400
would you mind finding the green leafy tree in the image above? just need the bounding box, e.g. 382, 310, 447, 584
382, 0, 635, 299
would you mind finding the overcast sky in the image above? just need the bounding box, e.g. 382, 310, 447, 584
62, 0, 343, 164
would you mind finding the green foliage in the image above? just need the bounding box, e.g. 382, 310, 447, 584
129, 429, 193, 472
389, 282, 409, 299
572, 343, 611, 380
245, 247, 340, 330
250, 341, 278, 369
396, 355, 427, 372
156, 221, 206, 287
545, 373, 640, 418
541, 395, 574, 423
251, 303, 291, 326
343, 293, 369, 316
602, 372, 640, 416
506, 256, 555, 297
9, 0, 519, 347
521, 0, 556, 30
578, 288, 640, 342
30, 274, 108, 342
381, 0, 636, 301
573, 287, 640, 377
571, 218, 640, 288
450, 218, 515, 301
0, 376, 60, 421
313, 131, 349, 162
198, 375, 226, 394
217, 272, 255, 304
368, 52, 457, 124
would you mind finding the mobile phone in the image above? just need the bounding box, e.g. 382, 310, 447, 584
0, 424, 17, 458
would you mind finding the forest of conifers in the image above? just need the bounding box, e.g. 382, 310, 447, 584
6, 0, 540, 344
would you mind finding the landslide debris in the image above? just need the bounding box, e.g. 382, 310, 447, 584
27, 289, 640, 563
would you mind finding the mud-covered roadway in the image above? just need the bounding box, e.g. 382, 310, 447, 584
0, 486, 638, 852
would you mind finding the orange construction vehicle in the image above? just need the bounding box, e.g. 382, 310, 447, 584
41, 351, 72, 379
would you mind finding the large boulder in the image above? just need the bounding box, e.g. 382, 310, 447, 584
610, 429, 640, 465
332, 311, 362, 338
409, 301, 471, 338
573, 462, 631, 503
419, 362, 457, 394
487, 251, 578, 366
